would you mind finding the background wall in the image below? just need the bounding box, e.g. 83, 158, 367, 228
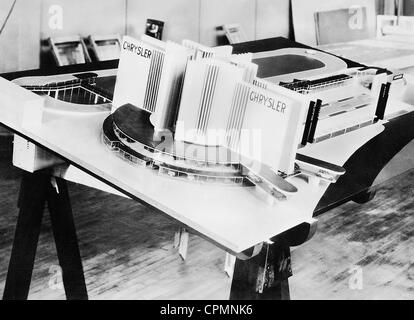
126, 0, 200, 43
40, 0, 127, 38
0, 0, 411, 73
0, 0, 41, 73
0, 0, 291, 73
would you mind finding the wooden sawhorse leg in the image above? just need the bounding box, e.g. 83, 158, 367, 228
173, 227, 189, 260
229, 240, 292, 300
3, 170, 88, 300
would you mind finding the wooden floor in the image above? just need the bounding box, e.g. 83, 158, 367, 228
0, 135, 413, 299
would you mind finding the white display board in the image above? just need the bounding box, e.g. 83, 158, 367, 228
291, 0, 377, 46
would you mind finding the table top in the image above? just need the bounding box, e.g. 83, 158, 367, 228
319, 35, 414, 71
0, 71, 386, 254
1, 38, 414, 253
